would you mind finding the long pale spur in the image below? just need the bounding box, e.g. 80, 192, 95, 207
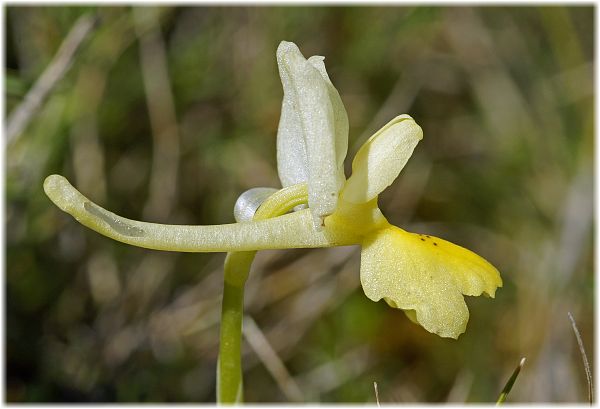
44, 40, 501, 339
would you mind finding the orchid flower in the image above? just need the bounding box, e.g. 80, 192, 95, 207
44, 41, 501, 341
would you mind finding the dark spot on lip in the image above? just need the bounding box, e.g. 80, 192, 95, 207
420, 238, 425, 241
433, 242, 438, 246
426, 235, 431, 238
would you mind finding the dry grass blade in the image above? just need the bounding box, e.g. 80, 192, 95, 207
496, 357, 526, 404
374, 381, 380, 407
294, 345, 371, 399
243, 315, 303, 402
132, 8, 180, 221
568, 312, 593, 404
446, 370, 474, 403
7, 14, 97, 143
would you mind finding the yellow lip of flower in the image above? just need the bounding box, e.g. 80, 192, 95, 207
43, 41, 502, 340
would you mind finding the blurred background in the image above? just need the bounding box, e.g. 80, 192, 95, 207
5, 6, 594, 403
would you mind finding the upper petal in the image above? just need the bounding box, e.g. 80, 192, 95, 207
360, 225, 502, 339
342, 115, 423, 203
276, 41, 349, 226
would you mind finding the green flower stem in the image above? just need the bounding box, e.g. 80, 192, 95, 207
218, 251, 256, 404
217, 184, 309, 404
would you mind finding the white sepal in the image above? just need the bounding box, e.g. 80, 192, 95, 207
233, 187, 278, 222
276, 41, 349, 228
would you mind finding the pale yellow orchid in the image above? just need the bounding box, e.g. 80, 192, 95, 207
44, 41, 501, 340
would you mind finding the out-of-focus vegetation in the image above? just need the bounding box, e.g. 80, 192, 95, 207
6, 6, 593, 403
